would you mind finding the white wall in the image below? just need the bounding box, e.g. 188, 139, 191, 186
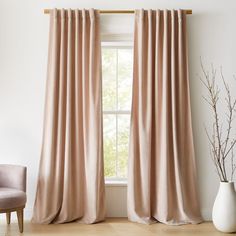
0, 0, 236, 221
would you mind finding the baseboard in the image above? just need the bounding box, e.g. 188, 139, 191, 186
0, 208, 212, 222
201, 208, 212, 221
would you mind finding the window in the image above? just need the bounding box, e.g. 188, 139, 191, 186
102, 42, 133, 181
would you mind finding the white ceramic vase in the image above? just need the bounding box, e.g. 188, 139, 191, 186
212, 182, 236, 233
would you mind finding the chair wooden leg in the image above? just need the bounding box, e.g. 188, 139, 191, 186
6, 212, 11, 224
16, 208, 24, 233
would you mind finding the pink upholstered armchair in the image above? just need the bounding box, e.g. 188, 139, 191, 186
0, 164, 27, 233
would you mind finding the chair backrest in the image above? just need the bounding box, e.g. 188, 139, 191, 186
0, 164, 27, 192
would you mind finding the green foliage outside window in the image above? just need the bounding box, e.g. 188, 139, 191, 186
102, 48, 133, 179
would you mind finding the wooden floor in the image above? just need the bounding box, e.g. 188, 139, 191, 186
0, 218, 230, 236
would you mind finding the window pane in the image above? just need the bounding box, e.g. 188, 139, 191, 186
118, 49, 133, 110
103, 114, 116, 178
102, 46, 133, 180
117, 114, 130, 178
102, 48, 117, 111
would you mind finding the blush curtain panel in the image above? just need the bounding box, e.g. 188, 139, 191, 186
32, 9, 105, 224
128, 9, 202, 225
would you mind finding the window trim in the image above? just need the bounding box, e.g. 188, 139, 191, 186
105, 179, 127, 187
101, 41, 133, 48
102, 42, 133, 184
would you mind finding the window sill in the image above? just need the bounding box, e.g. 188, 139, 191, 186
105, 180, 127, 187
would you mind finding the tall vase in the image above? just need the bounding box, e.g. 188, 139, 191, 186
212, 182, 236, 233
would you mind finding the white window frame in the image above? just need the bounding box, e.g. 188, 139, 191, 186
102, 41, 133, 186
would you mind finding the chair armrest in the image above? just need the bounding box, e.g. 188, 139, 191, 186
0, 165, 27, 192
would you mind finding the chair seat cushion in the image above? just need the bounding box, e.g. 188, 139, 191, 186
0, 188, 26, 210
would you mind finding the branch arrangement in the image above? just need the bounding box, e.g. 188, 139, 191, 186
200, 60, 236, 182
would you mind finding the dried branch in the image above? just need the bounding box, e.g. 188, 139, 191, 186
200, 59, 236, 182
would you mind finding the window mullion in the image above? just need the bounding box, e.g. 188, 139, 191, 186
116, 49, 119, 179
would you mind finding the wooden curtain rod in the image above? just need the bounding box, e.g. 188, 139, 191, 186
44, 9, 192, 15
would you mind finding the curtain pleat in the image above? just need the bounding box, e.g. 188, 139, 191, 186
128, 9, 202, 225
32, 8, 105, 224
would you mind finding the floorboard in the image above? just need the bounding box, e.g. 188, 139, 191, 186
0, 218, 230, 236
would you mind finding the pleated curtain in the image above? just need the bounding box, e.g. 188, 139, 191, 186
128, 9, 202, 225
32, 9, 105, 224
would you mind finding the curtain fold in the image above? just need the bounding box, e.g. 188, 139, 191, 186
128, 9, 202, 225
32, 8, 105, 224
